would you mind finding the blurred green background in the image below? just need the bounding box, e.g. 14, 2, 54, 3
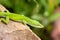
0, 0, 60, 40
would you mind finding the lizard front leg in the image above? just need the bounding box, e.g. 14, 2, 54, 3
23, 20, 27, 25
0, 16, 9, 24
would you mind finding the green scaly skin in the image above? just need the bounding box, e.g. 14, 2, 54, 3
0, 10, 44, 28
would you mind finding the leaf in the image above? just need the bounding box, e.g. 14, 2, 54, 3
49, 13, 60, 22
48, 0, 58, 14
0, 0, 12, 7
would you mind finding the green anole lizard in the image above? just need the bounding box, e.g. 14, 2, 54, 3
0, 10, 44, 28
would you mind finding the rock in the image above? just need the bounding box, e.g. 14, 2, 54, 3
0, 20, 41, 40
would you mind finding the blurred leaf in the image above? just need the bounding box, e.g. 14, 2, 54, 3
32, 0, 40, 15
57, 0, 60, 4
44, 11, 49, 17
42, 18, 49, 26
49, 13, 60, 22
12, 0, 35, 17
40, 0, 47, 9
48, 0, 57, 14
0, 0, 12, 7
31, 14, 44, 21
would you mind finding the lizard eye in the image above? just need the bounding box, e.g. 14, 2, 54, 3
4, 10, 7, 12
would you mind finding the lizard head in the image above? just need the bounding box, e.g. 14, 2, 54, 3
28, 20, 44, 28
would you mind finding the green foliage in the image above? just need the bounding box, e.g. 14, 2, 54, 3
0, 0, 60, 40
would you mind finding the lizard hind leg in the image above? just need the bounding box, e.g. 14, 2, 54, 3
1, 16, 9, 24
23, 20, 27, 25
